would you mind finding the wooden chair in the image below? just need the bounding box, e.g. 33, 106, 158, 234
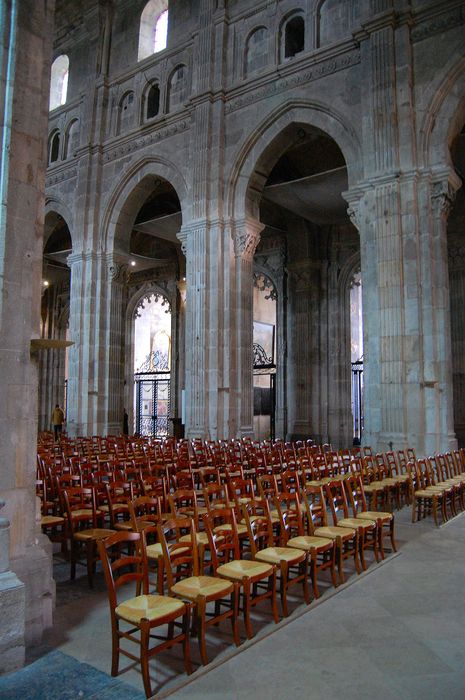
344, 474, 396, 559
157, 517, 240, 665
103, 481, 135, 530
98, 530, 192, 698
242, 501, 309, 617
203, 507, 279, 638
63, 486, 115, 586
301, 486, 360, 584
274, 492, 336, 599
325, 479, 379, 569
409, 459, 446, 526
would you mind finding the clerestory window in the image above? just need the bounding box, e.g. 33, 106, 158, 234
138, 1, 169, 61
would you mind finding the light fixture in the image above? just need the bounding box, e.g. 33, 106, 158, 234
130, 260, 136, 267
43, 280, 49, 287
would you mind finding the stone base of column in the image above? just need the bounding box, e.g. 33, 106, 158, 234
0, 571, 25, 673
10, 535, 55, 646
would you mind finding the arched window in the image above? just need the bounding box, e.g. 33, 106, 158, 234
117, 91, 135, 135
138, 0, 169, 61
244, 27, 269, 78
48, 130, 61, 164
145, 84, 160, 120
49, 55, 69, 110
63, 119, 79, 159
280, 14, 305, 60
167, 65, 187, 113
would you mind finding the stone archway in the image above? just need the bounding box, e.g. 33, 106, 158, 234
227, 106, 361, 446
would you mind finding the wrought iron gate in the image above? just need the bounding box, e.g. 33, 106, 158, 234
134, 351, 170, 437
253, 342, 276, 441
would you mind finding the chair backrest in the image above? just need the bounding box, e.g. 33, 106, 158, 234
281, 470, 299, 494
98, 531, 148, 612
301, 485, 328, 531
203, 507, 240, 569
274, 492, 304, 543
169, 489, 200, 524
128, 495, 162, 531
241, 501, 273, 555
157, 517, 199, 588
203, 483, 230, 512
344, 474, 368, 516
63, 486, 98, 531
325, 480, 350, 525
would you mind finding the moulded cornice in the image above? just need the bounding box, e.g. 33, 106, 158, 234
410, 1, 465, 43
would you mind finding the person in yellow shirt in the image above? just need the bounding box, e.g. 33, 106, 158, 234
52, 404, 65, 441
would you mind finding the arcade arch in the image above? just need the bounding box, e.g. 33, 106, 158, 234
39, 211, 73, 430
235, 118, 360, 445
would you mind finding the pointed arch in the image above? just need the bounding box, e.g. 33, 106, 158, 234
226, 99, 362, 221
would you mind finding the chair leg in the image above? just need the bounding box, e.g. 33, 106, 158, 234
378, 526, 385, 561
337, 541, 344, 584
302, 560, 311, 605
329, 548, 338, 588
310, 556, 319, 599
182, 608, 193, 675
269, 569, 279, 623
111, 619, 120, 677
243, 579, 254, 640
358, 532, 367, 571
140, 623, 152, 699
231, 584, 240, 647
390, 520, 397, 552
353, 537, 361, 575
197, 597, 208, 666
279, 562, 289, 617
86, 540, 94, 588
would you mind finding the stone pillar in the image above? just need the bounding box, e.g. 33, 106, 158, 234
287, 260, 327, 442
233, 218, 263, 438
181, 220, 233, 439
0, 0, 55, 659
419, 174, 459, 453
0, 500, 25, 673
67, 251, 127, 436
103, 256, 127, 435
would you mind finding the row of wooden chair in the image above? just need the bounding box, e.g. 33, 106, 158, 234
98, 472, 396, 697
408, 451, 465, 525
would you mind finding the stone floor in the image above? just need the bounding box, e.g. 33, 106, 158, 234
28, 506, 465, 699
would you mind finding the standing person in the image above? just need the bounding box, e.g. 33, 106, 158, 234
52, 404, 65, 441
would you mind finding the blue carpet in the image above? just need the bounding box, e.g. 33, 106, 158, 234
0, 650, 146, 700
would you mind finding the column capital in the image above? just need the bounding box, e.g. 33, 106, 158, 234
431, 170, 462, 219
232, 217, 265, 261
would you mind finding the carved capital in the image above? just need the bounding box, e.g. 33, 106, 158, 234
233, 219, 264, 261
431, 180, 457, 219
108, 261, 128, 284
347, 202, 360, 230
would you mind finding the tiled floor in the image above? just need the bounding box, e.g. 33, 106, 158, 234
29, 507, 465, 699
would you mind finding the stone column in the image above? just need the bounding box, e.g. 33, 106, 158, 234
287, 260, 326, 442
103, 256, 127, 434
0, 500, 25, 673
0, 0, 55, 659
233, 218, 263, 438
67, 251, 127, 436
419, 174, 460, 453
